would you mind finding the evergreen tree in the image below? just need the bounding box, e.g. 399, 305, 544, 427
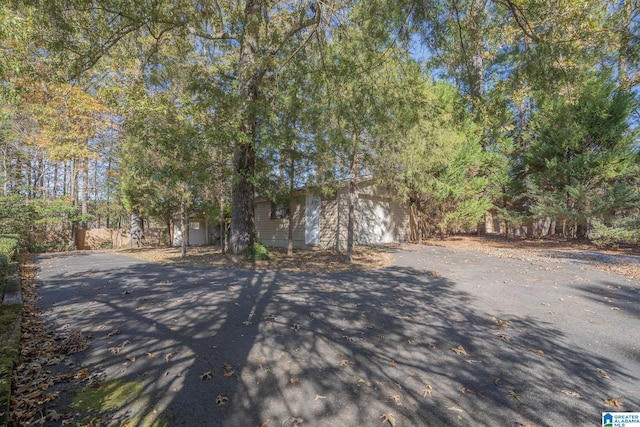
522, 74, 639, 239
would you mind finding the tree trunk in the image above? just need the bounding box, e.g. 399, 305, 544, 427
576, 222, 588, 240
416, 199, 423, 244
346, 176, 356, 262
25, 155, 32, 199
81, 159, 89, 228
93, 158, 99, 225
346, 134, 360, 263
229, 0, 262, 255
287, 152, 295, 256
166, 219, 172, 247
219, 196, 225, 254
180, 197, 188, 257
106, 157, 112, 228
1, 145, 8, 196
617, 1, 632, 89
52, 162, 58, 198
70, 158, 78, 203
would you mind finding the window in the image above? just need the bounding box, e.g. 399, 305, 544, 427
270, 203, 289, 220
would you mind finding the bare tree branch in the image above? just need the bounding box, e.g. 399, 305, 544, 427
493, 0, 539, 42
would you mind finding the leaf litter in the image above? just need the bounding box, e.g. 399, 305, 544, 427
9, 259, 97, 426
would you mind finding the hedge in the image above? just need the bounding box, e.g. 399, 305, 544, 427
0, 234, 19, 427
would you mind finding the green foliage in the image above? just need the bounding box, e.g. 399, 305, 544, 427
246, 240, 270, 262
0, 195, 82, 250
522, 74, 638, 238
590, 181, 640, 246
0, 233, 20, 425
3, 0, 639, 252
0, 303, 22, 427
591, 219, 639, 247
0, 234, 18, 291
377, 78, 491, 236
0, 235, 18, 258
0, 196, 29, 236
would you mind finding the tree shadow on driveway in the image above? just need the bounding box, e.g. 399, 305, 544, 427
34, 252, 637, 426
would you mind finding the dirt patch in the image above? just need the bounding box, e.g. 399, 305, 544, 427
116, 245, 393, 273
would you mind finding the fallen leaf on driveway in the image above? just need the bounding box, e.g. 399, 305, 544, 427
216, 394, 229, 406
596, 368, 610, 379
451, 345, 468, 356
508, 389, 522, 401
340, 359, 355, 366
605, 397, 623, 407
380, 412, 396, 426
388, 394, 401, 404
422, 384, 433, 397
492, 317, 511, 328
200, 371, 213, 380
561, 389, 581, 398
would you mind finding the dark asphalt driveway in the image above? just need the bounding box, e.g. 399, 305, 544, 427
33, 246, 640, 426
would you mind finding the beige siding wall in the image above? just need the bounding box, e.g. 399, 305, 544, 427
256, 182, 410, 251
255, 199, 306, 249
320, 185, 410, 250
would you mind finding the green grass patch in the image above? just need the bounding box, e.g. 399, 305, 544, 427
0, 303, 22, 427
73, 379, 167, 427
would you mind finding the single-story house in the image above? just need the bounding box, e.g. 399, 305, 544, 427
255, 180, 410, 250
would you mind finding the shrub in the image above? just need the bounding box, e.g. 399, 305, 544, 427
246, 240, 270, 261
0, 234, 19, 292
100, 240, 114, 249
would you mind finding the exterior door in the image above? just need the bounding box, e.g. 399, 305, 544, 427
305, 195, 321, 245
